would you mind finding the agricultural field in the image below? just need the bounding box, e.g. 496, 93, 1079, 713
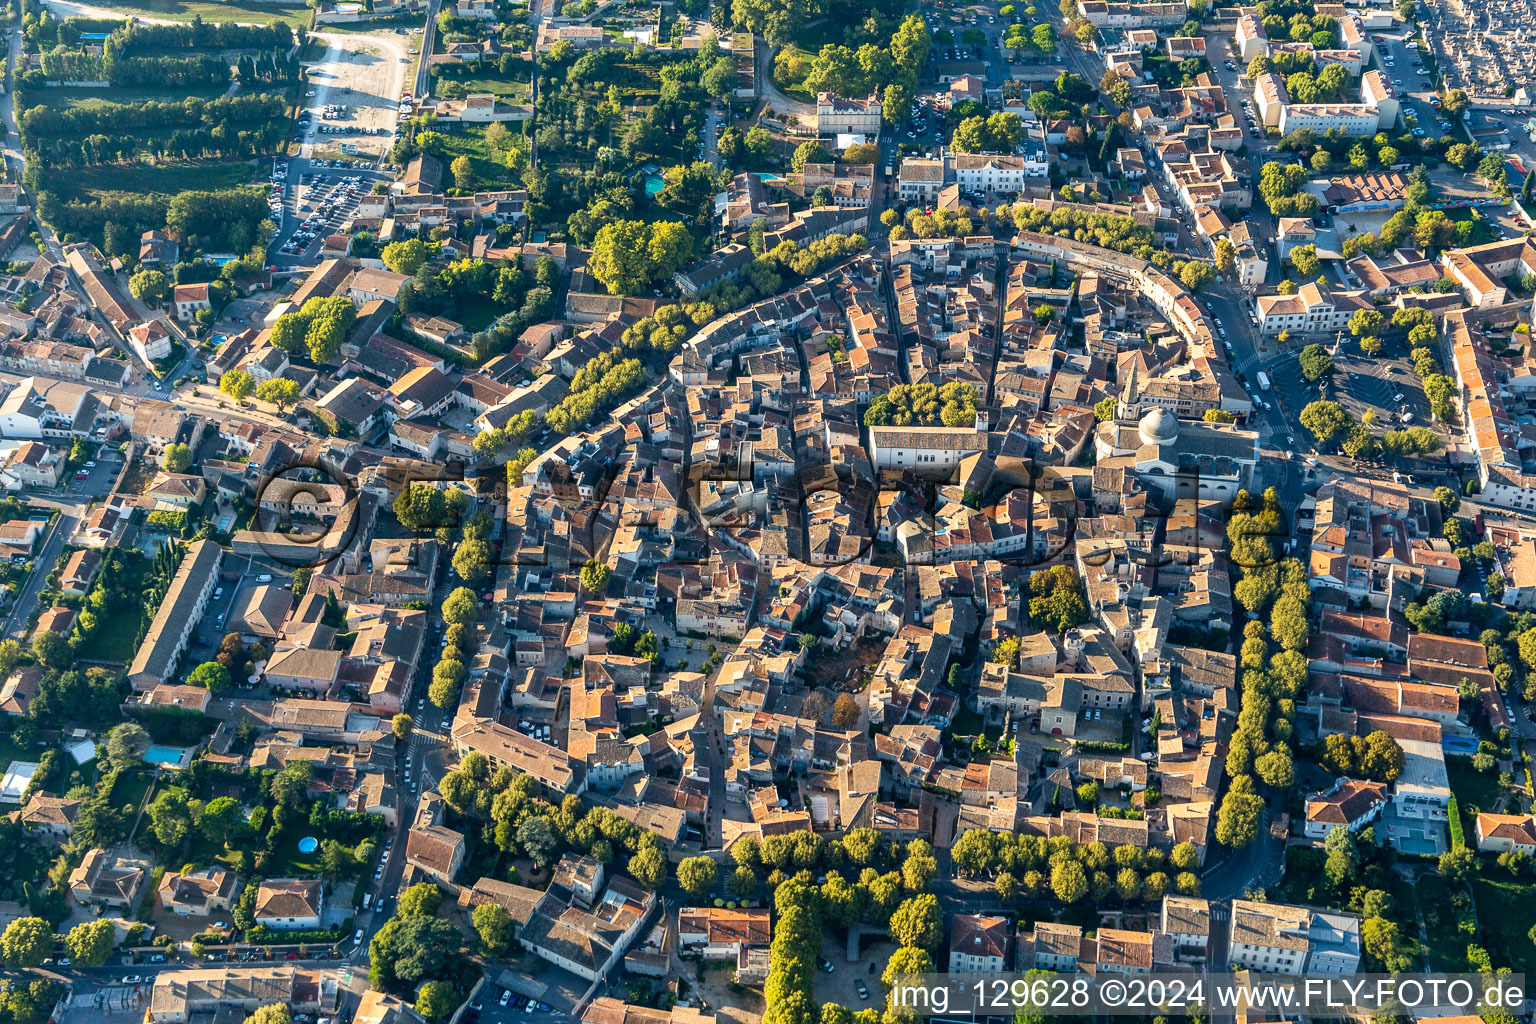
47, 0, 311, 26
52, 160, 259, 206
17, 4, 297, 252
37, 83, 232, 107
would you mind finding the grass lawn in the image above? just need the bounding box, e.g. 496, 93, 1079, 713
772, 44, 816, 104
56, 160, 258, 202
435, 128, 519, 191
271, 831, 325, 876
951, 707, 985, 736
1472, 876, 1536, 974
790, 19, 844, 51
111, 769, 155, 814
1413, 873, 1471, 971
1445, 206, 1496, 246
89, 557, 150, 662
72, 0, 310, 25
0, 732, 44, 772
453, 295, 507, 331
1446, 755, 1506, 814
437, 77, 532, 101
185, 834, 243, 871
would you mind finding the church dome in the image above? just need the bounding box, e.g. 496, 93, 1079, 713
1138, 407, 1179, 447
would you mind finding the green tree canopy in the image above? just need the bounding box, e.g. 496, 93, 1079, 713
888, 893, 942, 949
382, 237, 430, 276
188, 661, 231, 691
243, 1006, 294, 1024
0, 918, 52, 968
105, 722, 151, 766
64, 920, 115, 966
472, 904, 514, 955
676, 855, 719, 899
219, 369, 255, 403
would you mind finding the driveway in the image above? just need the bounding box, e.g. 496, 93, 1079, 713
756, 38, 814, 121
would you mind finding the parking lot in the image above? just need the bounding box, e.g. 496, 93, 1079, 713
302, 31, 415, 157
1267, 337, 1439, 454
269, 154, 394, 265
277, 173, 369, 260
66, 451, 118, 498
265, 28, 409, 265
472, 964, 588, 1024
810, 933, 887, 1009
309, 97, 398, 151
1375, 35, 1446, 147
1330, 352, 1431, 430
187, 553, 294, 664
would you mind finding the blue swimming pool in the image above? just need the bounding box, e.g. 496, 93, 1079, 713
144, 745, 189, 767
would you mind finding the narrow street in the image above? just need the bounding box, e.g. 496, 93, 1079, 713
4, 510, 76, 641
3, 26, 62, 263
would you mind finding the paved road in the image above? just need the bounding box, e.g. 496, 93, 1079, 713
4, 511, 76, 640
695, 673, 728, 849
703, 105, 722, 170
3, 27, 65, 271
415, 0, 441, 100
1201, 807, 1285, 901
